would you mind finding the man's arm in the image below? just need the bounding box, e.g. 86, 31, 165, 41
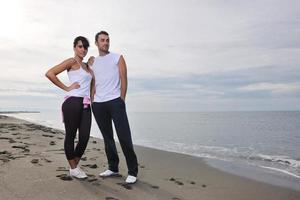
118, 55, 127, 101
87, 56, 95, 101
90, 70, 95, 102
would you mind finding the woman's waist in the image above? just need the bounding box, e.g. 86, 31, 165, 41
65, 88, 90, 97
62, 96, 91, 109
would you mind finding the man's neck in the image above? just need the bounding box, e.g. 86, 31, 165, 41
99, 50, 109, 57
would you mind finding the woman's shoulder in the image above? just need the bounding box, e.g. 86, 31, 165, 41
64, 57, 77, 65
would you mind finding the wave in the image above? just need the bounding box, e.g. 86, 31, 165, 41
251, 154, 300, 168
260, 166, 300, 179
134, 140, 300, 178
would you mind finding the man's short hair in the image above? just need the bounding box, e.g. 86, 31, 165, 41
95, 31, 109, 42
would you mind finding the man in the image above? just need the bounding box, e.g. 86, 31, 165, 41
90, 31, 138, 184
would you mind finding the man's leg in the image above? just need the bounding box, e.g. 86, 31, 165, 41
110, 98, 138, 177
92, 102, 119, 172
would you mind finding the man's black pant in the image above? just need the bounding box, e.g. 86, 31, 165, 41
92, 97, 138, 176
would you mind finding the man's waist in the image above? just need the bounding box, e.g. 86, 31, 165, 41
94, 93, 120, 103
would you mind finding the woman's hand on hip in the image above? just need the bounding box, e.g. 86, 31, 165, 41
67, 82, 80, 91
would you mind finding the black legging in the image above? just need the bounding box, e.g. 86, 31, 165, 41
92, 97, 138, 177
62, 97, 91, 160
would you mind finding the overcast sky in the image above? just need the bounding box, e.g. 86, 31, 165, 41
0, 0, 299, 111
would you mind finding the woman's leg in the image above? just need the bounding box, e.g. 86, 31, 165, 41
62, 97, 82, 169
74, 106, 92, 164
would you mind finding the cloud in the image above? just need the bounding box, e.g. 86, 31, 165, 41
239, 82, 300, 94
0, 80, 63, 97
1, 1, 300, 111
129, 64, 300, 102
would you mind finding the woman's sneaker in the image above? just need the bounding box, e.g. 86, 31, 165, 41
69, 167, 87, 179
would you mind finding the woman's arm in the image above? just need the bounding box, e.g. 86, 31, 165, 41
45, 58, 79, 92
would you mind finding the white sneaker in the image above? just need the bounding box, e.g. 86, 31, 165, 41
125, 175, 137, 184
99, 169, 119, 177
69, 167, 87, 179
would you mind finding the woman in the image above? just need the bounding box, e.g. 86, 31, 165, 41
46, 36, 94, 179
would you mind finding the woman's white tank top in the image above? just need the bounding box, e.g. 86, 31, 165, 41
65, 60, 92, 98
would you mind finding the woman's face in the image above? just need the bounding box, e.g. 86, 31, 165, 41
74, 40, 88, 58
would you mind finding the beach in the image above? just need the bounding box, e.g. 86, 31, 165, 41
1, 114, 300, 200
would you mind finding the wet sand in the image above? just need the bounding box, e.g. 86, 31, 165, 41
1, 114, 300, 200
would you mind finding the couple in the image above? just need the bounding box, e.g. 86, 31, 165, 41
45, 31, 138, 184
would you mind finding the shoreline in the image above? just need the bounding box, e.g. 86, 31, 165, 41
0, 111, 40, 114
1, 114, 300, 199
3, 112, 300, 192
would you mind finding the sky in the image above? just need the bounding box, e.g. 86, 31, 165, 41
0, 0, 299, 112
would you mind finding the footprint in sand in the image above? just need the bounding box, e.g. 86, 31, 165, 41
0, 150, 9, 155
168, 177, 184, 186
56, 167, 68, 172
12, 145, 30, 153
175, 181, 184, 185
9, 139, 17, 143
188, 180, 196, 185
87, 178, 98, 182
42, 134, 54, 138
0, 137, 16, 143
150, 185, 159, 189
31, 159, 39, 164
89, 157, 98, 161
116, 182, 133, 190
82, 164, 98, 169
92, 181, 101, 186
46, 148, 64, 152
105, 197, 119, 200
42, 158, 52, 163
138, 163, 145, 169
0, 151, 14, 163
87, 174, 95, 177
56, 174, 73, 181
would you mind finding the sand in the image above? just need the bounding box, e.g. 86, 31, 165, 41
1, 114, 300, 200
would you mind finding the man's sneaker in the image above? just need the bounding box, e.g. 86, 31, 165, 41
69, 167, 87, 179
125, 175, 137, 184
99, 169, 119, 177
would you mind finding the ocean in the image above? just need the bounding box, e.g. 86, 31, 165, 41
4, 110, 300, 191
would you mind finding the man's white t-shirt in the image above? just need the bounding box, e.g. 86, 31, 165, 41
92, 52, 121, 102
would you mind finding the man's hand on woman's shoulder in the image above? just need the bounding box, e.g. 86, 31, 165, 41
88, 56, 95, 67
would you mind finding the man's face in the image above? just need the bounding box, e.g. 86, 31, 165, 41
96, 34, 110, 53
